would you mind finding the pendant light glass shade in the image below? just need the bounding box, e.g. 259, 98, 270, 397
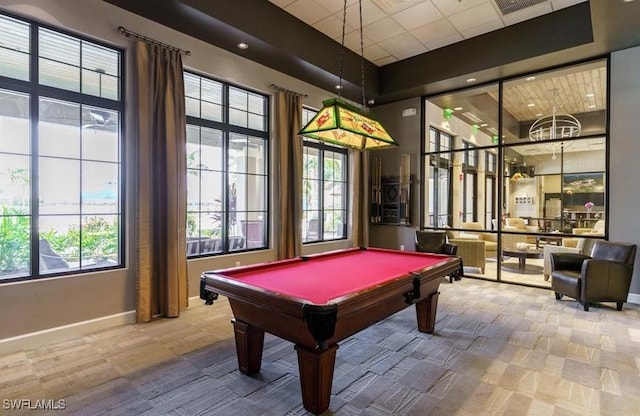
298, 0, 398, 151
298, 98, 398, 150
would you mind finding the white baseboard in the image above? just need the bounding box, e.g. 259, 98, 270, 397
627, 292, 640, 305
0, 310, 136, 355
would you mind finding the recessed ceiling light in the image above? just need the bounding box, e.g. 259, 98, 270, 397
527, 103, 536, 107
237, 42, 249, 49
480, 123, 488, 127
526, 76, 536, 81
335, 85, 342, 90
466, 78, 476, 83
536, 113, 543, 117
586, 93, 595, 97
623, 0, 635, 3
588, 104, 596, 108
454, 107, 463, 111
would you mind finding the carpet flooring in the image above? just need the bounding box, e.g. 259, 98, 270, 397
2, 278, 640, 415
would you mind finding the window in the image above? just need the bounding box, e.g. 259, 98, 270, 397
185, 72, 268, 256
485, 151, 497, 228
423, 59, 607, 286
0, 13, 123, 281
426, 128, 453, 227
461, 141, 477, 222
302, 108, 348, 243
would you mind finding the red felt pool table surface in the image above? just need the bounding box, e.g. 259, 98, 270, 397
217, 247, 452, 304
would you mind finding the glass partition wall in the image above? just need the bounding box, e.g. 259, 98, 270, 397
423, 59, 607, 287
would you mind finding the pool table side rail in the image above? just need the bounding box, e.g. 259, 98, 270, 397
327, 256, 460, 305
201, 254, 460, 310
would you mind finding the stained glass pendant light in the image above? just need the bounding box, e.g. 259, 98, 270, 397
298, 0, 398, 151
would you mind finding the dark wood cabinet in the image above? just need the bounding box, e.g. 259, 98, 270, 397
371, 176, 411, 225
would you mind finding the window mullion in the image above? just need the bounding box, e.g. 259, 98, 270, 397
30, 22, 40, 277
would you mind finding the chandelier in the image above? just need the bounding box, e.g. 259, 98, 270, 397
298, 0, 398, 151
529, 89, 581, 141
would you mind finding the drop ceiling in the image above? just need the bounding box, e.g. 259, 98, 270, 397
103, 0, 640, 106
269, 0, 588, 66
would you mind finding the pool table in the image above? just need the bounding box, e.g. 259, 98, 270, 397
200, 247, 461, 415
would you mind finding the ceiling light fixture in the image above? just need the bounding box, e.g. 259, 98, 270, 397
466, 78, 476, 83
298, 0, 397, 150
237, 42, 248, 49
529, 89, 581, 141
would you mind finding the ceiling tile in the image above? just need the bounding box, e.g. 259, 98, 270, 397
411, 18, 459, 45
393, 44, 429, 60
342, 30, 374, 52
424, 32, 465, 51
448, 2, 502, 33
319, 0, 359, 13
285, 0, 332, 25
345, 1, 386, 27
314, 14, 354, 39
363, 17, 405, 43
370, 0, 424, 14
392, 2, 443, 31
430, 0, 488, 17
459, 19, 504, 39
373, 55, 397, 66
363, 43, 392, 61
378, 32, 423, 55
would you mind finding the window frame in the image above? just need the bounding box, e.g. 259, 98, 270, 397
427, 127, 453, 228
0, 11, 125, 282
302, 107, 349, 244
185, 70, 270, 257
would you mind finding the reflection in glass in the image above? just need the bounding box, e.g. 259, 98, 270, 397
424, 59, 607, 288
0, 14, 30, 81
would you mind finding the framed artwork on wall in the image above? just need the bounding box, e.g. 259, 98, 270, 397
563, 172, 605, 193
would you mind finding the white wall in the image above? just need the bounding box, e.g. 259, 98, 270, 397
610, 45, 640, 299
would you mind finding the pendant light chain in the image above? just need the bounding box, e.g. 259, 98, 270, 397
337, 0, 348, 101
359, 0, 367, 110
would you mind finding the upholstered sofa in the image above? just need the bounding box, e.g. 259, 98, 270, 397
445, 222, 496, 273
505, 217, 539, 244
572, 219, 605, 236
458, 221, 498, 257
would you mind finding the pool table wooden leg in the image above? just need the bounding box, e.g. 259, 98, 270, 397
294, 343, 338, 415
232, 319, 265, 375
415, 291, 440, 334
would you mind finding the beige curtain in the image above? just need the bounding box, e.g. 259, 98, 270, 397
275, 91, 303, 259
135, 40, 188, 322
351, 150, 369, 247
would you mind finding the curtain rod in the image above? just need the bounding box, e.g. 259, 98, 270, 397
270, 84, 308, 98
118, 26, 191, 56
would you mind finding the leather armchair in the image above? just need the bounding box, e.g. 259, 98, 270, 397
550, 240, 637, 311
415, 230, 462, 282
